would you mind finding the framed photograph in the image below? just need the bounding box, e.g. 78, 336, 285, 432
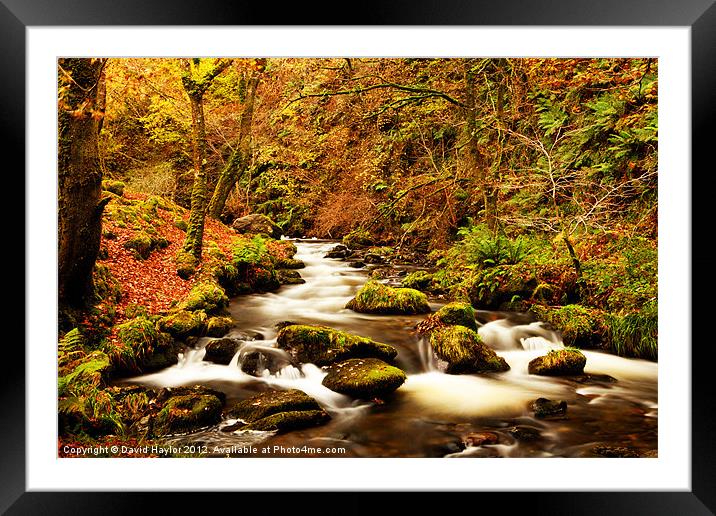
10, 0, 714, 512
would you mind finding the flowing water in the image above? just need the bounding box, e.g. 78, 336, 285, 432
123, 241, 658, 458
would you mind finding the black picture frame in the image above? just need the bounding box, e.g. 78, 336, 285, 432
7, 0, 715, 513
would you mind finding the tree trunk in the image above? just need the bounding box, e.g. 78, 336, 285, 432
182, 89, 209, 259
180, 58, 231, 260
58, 58, 108, 308
208, 74, 260, 219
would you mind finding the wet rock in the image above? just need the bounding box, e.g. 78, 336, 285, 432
203, 338, 242, 365
349, 261, 366, 268
528, 349, 586, 376
155, 385, 227, 405
462, 431, 499, 447
231, 213, 282, 239
152, 392, 224, 436
223, 389, 330, 433
508, 425, 542, 441
322, 358, 407, 399
206, 316, 233, 337
277, 324, 398, 366
429, 326, 510, 374
277, 269, 306, 285
364, 253, 385, 264
275, 258, 305, 269
242, 410, 330, 432
346, 280, 431, 315
570, 373, 618, 384
592, 445, 641, 458
325, 245, 349, 259
530, 398, 567, 419
239, 349, 292, 376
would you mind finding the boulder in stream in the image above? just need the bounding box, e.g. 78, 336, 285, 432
277, 269, 306, 285
203, 337, 243, 365
276, 324, 398, 366
231, 213, 282, 239
530, 397, 567, 419
528, 348, 586, 376
345, 280, 431, 315
224, 389, 330, 433
429, 326, 510, 374
420, 301, 477, 332
321, 358, 407, 399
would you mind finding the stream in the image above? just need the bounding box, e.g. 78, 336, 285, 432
122, 240, 658, 458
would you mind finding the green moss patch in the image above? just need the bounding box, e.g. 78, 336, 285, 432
528, 348, 586, 376
123, 230, 169, 260
321, 358, 407, 399
346, 280, 430, 315
429, 326, 510, 374
180, 281, 229, 314
102, 180, 126, 196
157, 309, 207, 339
401, 270, 434, 291
529, 304, 607, 348
206, 316, 233, 337
277, 324, 398, 366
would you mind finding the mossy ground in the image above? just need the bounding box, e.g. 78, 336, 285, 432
346, 280, 431, 315
276, 324, 398, 366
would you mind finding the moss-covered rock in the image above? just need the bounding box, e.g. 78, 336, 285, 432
433, 302, 477, 331
157, 309, 207, 339
123, 230, 169, 260
276, 324, 397, 366
528, 348, 586, 376
242, 410, 330, 432
231, 214, 282, 239
250, 267, 281, 292
275, 258, 305, 269
429, 326, 510, 374
102, 179, 126, 196
175, 250, 198, 279
152, 393, 223, 436
181, 281, 229, 314
401, 270, 434, 291
277, 269, 306, 285
203, 338, 241, 365
226, 389, 322, 421
530, 398, 567, 419
529, 304, 607, 348
342, 228, 374, 249
321, 358, 407, 399
206, 316, 233, 337
111, 316, 179, 375
346, 280, 430, 315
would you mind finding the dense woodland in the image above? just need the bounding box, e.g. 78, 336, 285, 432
57, 57, 658, 456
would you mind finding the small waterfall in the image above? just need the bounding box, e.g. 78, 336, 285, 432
478, 319, 563, 351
